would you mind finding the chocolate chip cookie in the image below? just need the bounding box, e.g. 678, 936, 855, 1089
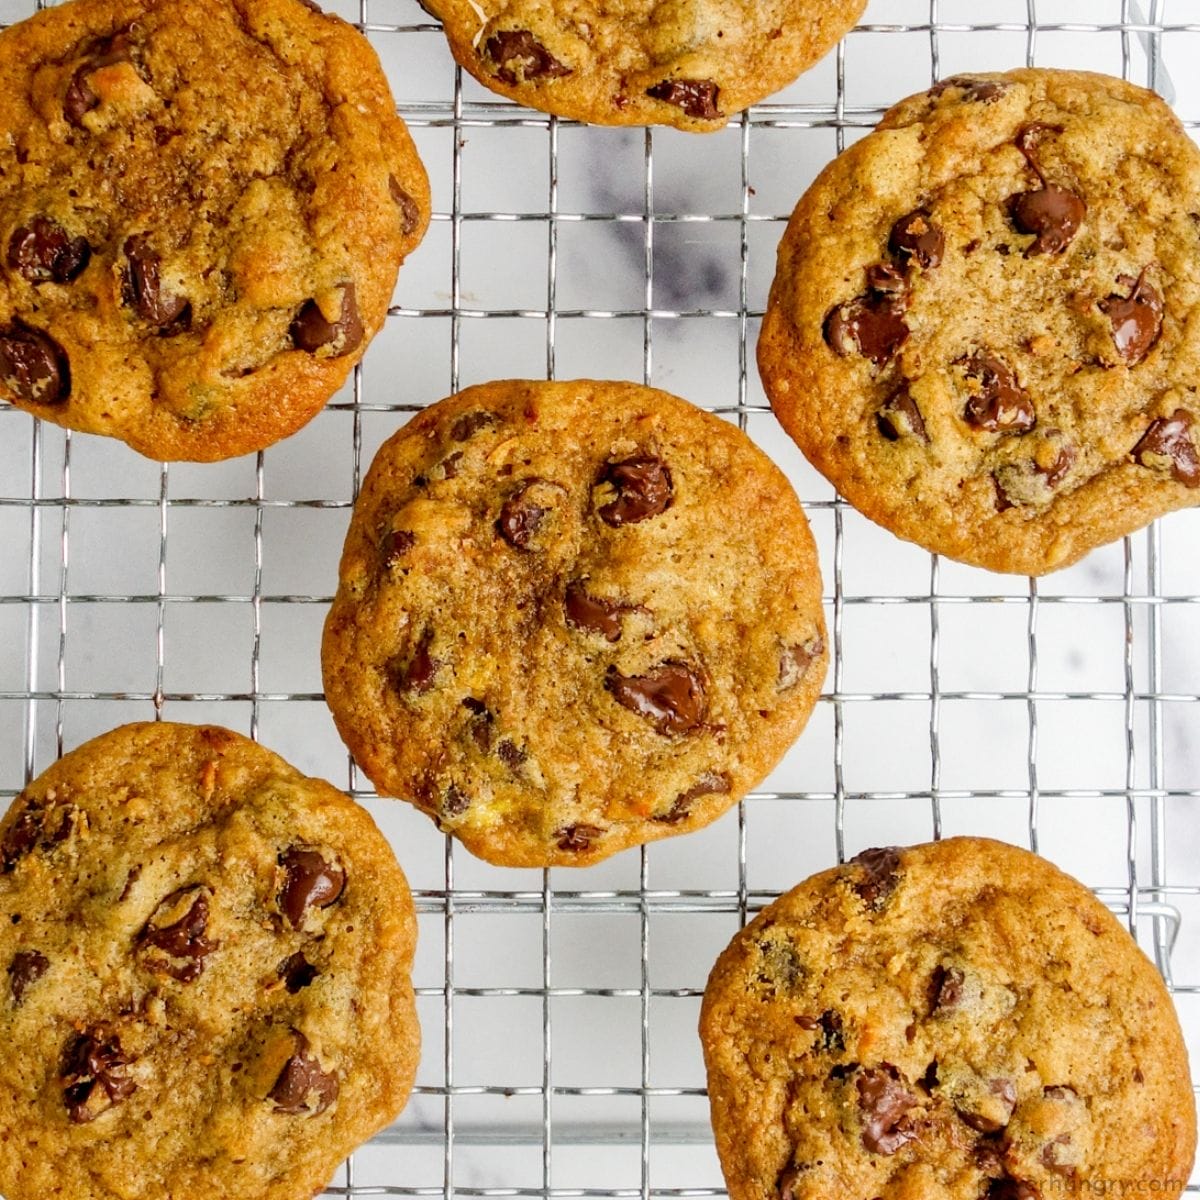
700, 837, 1197, 1200
423, 0, 865, 131
321, 379, 827, 867
758, 69, 1200, 574
0, 722, 419, 1200
0, 0, 429, 461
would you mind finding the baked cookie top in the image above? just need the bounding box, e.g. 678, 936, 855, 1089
0, 0, 429, 461
423, 0, 865, 131
700, 837, 1197, 1200
0, 722, 419, 1200
758, 69, 1200, 575
322, 379, 827, 867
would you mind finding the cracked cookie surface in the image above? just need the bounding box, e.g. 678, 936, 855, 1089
700, 837, 1197, 1200
0, 0, 429, 461
0, 722, 418, 1200
758, 69, 1200, 574
422, 0, 864, 130
321, 379, 827, 867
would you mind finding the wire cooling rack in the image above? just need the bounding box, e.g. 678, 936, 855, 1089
1, 0, 1199, 1195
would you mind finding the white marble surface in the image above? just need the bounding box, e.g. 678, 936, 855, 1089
0, 0, 1198, 1195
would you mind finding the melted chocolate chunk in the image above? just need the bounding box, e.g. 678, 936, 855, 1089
498, 480, 551, 549
138, 886, 218, 982
646, 78, 721, 120
596, 456, 673, 526
824, 280, 909, 366
564, 582, 635, 642
1, 801, 76, 870
123, 235, 190, 328
849, 846, 901, 908
778, 637, 824, 691
930, 76, 1008, 103
485, 30, 571, 84
278, 951, 318, 993
62, 1030, 137, 1123
877, 386, 929, 443
556, 823, 604, 852
1099, 270, 1163, 365
63, 32, 139, 127
0, 321, 70, 405
1008, 124, 1085, 257
929, 964, 964, 1013
8, 949, 49, 1004
988, 1181, 1041, 1200
605, 661, 707, 735
799, 1009, 845, 1052
856, 1064, 919, 1155
382, 529, 416, 566
8, 218, 90, 284
278, 848, 345, 928
450, 409, 498, 441
958, 1078, 1017, 1133
961, 353, 1035, 433
496, 739, 526, 770
291, 283, 363, 356
390, 629, 441, 694
653, 771, 730, 824
388, 174, 422, 237
1041, 1135, 1075, 1175
442, 784, 471, 817
1132, 410, 1199, 487
269, 1032, 339, 1116
889, 209, 944, 270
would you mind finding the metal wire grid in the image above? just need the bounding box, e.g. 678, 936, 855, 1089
1, 0, 1199, 1195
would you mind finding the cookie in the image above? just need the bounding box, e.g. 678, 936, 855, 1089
700, 837, 1197, 1200
758, 69, 1200, 574
0, 0, 429, 461
0, 722, 419, 1200
321, 379, 827, 867
423, 0, 865, 131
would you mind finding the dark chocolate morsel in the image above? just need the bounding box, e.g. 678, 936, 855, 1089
450, 409, 498, 441
1, 807, 43, 871
443, 784, 470, 817
605, 661, 707, 735
930, 76, 1008, 103
555, 823, 605, 852
646, 78, 721, 120
824, 292, 909, 365
0, 321, 70, 405
138, 886, 218, 982
958, 1078, 1017, 1133
8, 949, 49, 1004
63, 32, 139, 126
778, 638, 824, 691
389, 629, 441, 694
961, 353, 1035, 433
1036, 444, 1076, 489
1008, 124, 1084, 257
877, 386, 929, 443
988, 1181, 1042, 1200
498, 480, 551, 549
61, 1030, 137, 1123
856, 1063, 919, 1155
799, 1009, 845, 1052
929, 964, 964, 1013
382, 529, 416, 566
388, 174, 422, 237
596, 456, 673, 526
889, 209, 944, 270
268, 1032, 339, 1116
653, 771, 730, 824
485, 30, 571, 84
564, 582, 632, 642
123, 235, 190, 328
278, 951, 318, 993
8, 218, 91, 283
1098, 270, 1163, 365
1131, 409, 1199, 488
496, 739, 526, 770
278, 848, 345, 928
291, 282, 363, 356
849, 846, 901, 908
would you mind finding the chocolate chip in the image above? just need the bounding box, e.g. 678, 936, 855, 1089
929, 964, 964, 1013
291, 282, 363, 356
1036, 443, 1076, 489
960, 353, 1035, 433
555, 823, 604, 852
988, 1181, 1041, 1200
824, 283, 909, 365
123, 236, 190, 329
801, 1009, 844, 1052
61, 1030, 137, 1123
596, 456, 672, 526
1008, 124, 1085, 257
278, 951, 318, 993
0, 321, 70, 405
138, 886, 218, 983
63, 33, 138, 127
856, 1064, 919, 1155
485, 30, 571, 84
849, 846, 901, 907
389, 629, 441, 694
877, 386, 929, 443
388, 174, 421, 237
462, 697, 493, 751
1099, 269, 1163, 365
497, 739, 526, 770
778, 637, 824, 691
498, 480, 551, 549
1041, 1134, 1075, 1175
278, 848, 345, 929
993, 474, 1016, 512
8, 949, 48, 1004
382, 529, 415, 566
646, 78, 721, 120
442, 784, 471, 817
268, 1032, 338, 1116
1, 801, 76, 870
8, 217, 90, 283
653, 771, 730, 824
930, 76, 1008, 103
605, 661, 707, 735
439, 450, 463, 480
564, 582, 636, 642
450, 409, 498, 441
1132, 409, 1199, 487
958, 1078, 1017, 1133
889, 209, 944, 270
